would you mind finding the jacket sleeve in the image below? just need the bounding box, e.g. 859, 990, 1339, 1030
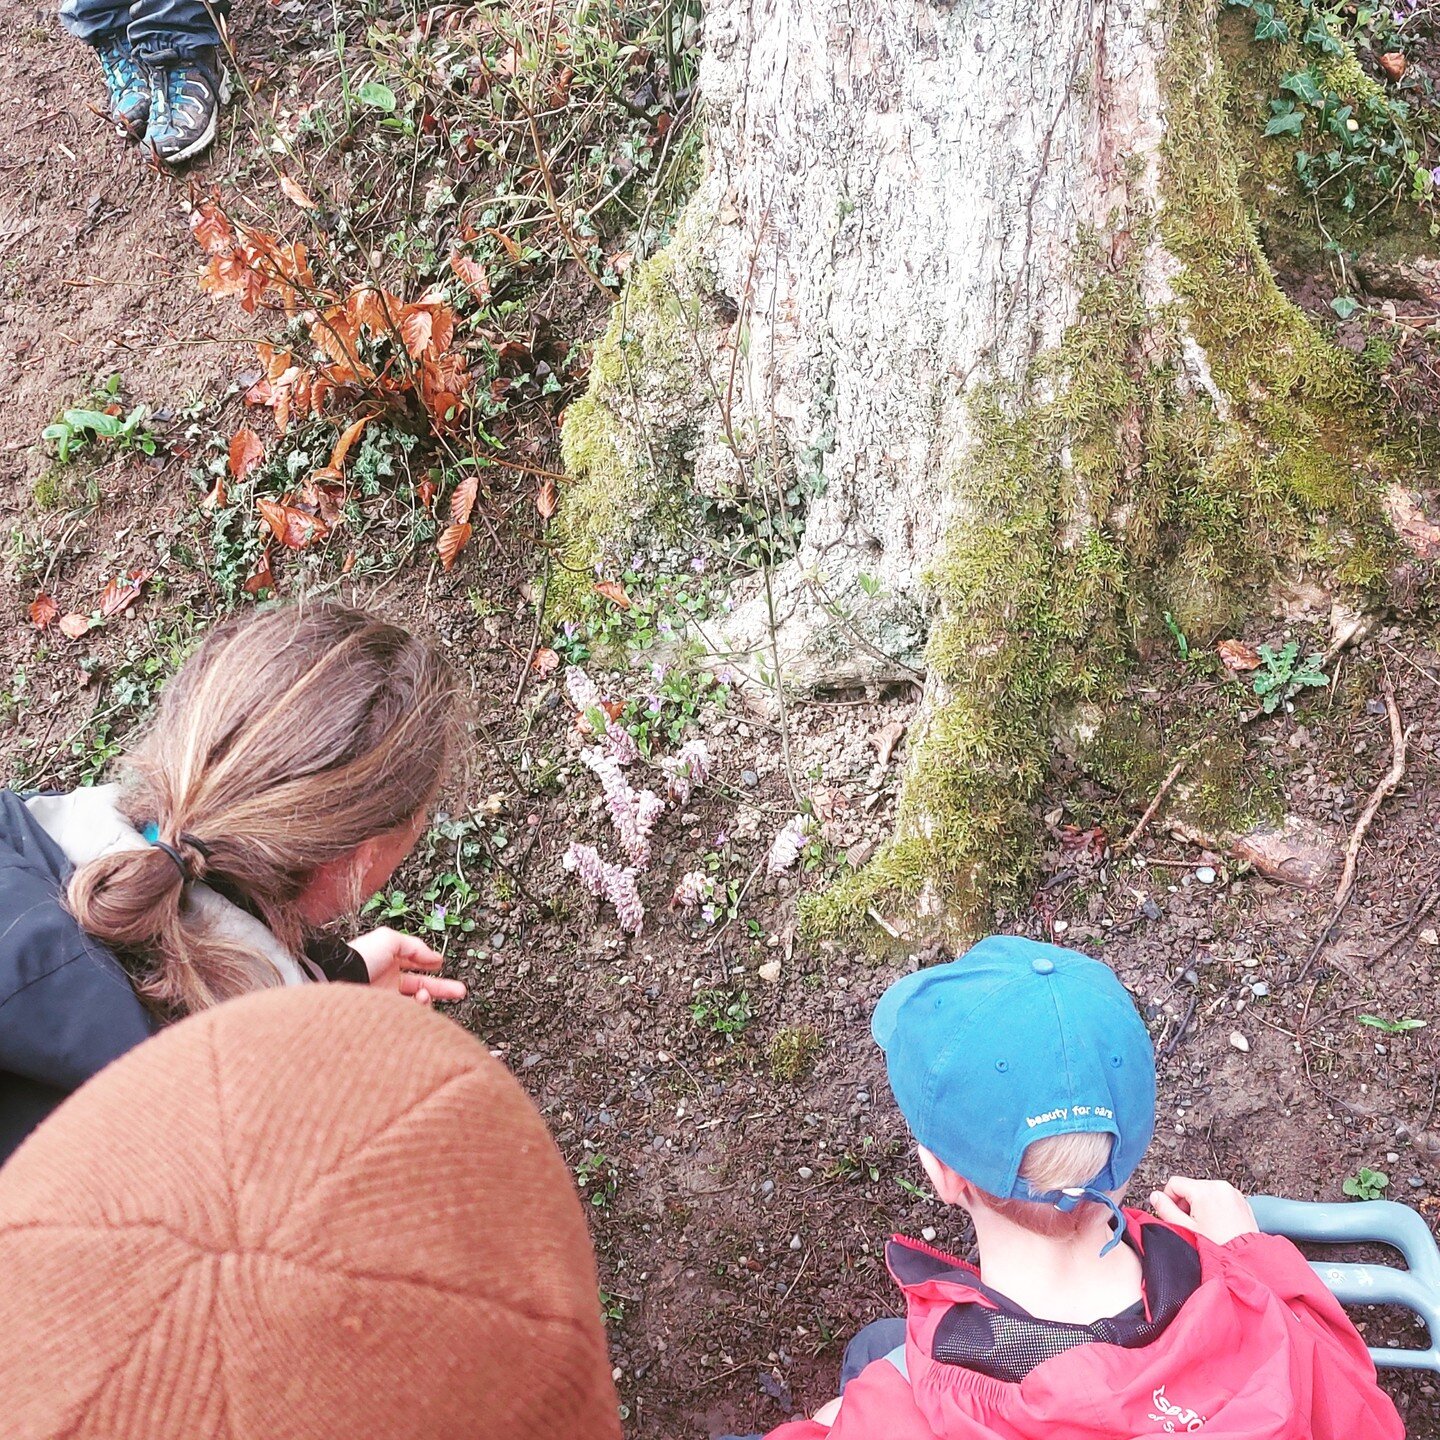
1223, 1232, 1405, 1439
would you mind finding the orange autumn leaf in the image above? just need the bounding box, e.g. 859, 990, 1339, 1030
228, 427, 265, 480
438, 521, 472, 570
450, 473, 479, 525
536, 476, 558, 520
1217, 639, 1262, 673
244, 549, 277, 595
189, 198, 235, 256
399, 307, 434, 359
531, 647, 560, 677
203, 474, 228, 509
341, 551, 357, 576
29, 594, 59, 631
329, 413, 372, 473
258, 497, 329, 550
594, 580, 631, 609
448, 250, 491, 305
417, 477, 438, 511
487, 228, 527, 265
58, 613, 94, 639
279, 175, 317, 210
97, 568, 153, 619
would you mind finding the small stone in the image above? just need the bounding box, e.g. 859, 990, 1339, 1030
1229, 1031, 1250, 1053
921, 1226, 937, 1242
741, 769, 759, 788
797, 1166, 814, 1180
1141, 898, 1161, 921
759, 1179, 775, 1196
758, 959, 782, 984
1387, 1151, 1400, 1163
490, 931, 506, 948
1196, 866, 1217, 885
1409, 1176, 1426, 1190
790, 1234, 803, 1251
1251, 982, 1269, 998
1421, 929, 1439, 947
1052, 920, 1069, 934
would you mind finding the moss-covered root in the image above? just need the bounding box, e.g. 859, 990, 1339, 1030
552, 204, 718, 616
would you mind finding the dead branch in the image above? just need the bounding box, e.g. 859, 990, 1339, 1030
1113, 759, 1187, 857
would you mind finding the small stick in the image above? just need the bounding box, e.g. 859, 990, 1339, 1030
1113, 759, 1187, 857
1296, 676, 1408, 982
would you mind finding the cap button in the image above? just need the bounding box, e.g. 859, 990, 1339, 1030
1032, 957, 1055, 975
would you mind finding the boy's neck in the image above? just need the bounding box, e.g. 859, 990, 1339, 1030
967, 1204, 1143, 1327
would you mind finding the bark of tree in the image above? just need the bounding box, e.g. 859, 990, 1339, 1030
558, 0, 1403, 943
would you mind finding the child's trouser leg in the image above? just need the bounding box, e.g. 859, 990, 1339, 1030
126, 0, 231, 63
58, 0, 131, 44
838, 1317, 906, 1390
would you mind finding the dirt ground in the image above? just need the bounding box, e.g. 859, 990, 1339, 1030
1, 4, 1439, 1440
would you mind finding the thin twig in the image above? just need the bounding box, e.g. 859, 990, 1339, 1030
512, 553, 551, 708
1113, 759, 1187, 857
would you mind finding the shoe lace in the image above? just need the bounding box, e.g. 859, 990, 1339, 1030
163, 65, 203, 118
99, 40, 142, 95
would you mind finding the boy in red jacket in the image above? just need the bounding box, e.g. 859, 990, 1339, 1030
766, 935, 1403, 1440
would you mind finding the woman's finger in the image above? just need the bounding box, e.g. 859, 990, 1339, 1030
399, 973, 466, 1002
392, 933, 445, 969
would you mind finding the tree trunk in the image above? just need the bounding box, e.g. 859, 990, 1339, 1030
558, 0, 1396, 943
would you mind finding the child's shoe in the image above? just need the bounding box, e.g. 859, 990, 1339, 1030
144, 48, 230, 165
94, 36, 150, 140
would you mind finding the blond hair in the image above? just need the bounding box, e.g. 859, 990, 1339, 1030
67, 603, 462, 1017
974, 1131, 1118, 1237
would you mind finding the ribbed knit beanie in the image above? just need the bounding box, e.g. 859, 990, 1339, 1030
0, 985, 621, 1440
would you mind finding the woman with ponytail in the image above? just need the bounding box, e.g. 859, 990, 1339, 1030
0, 601, 467, 1163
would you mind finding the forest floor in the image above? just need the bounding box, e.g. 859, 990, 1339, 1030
2, 1, 1440, 1437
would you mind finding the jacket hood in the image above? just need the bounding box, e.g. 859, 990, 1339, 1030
25, 784, 311, 987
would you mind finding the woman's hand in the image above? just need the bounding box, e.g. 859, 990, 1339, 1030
348, 927, 468, 1006
1150, 1176, 1258, 1246
812, 1397, 843, 1427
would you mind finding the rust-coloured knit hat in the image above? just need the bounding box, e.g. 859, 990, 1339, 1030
0, 986, 621, 1440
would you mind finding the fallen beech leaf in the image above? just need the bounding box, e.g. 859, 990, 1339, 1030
486, 228, 527, 265
341, 551, 357, 576
98, 568, 152, 619
438, 521, 472, 570
532, 647, 560, 677
279, 175, 317, 210
228, 427, 265, 480
601, 699, 625, 722
417, 478, 438, 511
536, 476, 558, 520
1217, 638, 1263, 672
448, 250, 491, 305
59, 613, 93, 639
594, 580, 631, 609
328, 413, 371, 473
244, 549, 276, 595
188, 198, 234, 256
258, 497, 328, 550
29, 594, 59, 631
450, 473, 479, 525
1380, 50, 1407, 80
399, 307, 433, 359
203, 475, 228, 509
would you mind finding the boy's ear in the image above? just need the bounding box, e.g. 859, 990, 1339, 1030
917, 1144, 969, 1205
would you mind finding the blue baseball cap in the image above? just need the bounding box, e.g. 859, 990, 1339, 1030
872, 935, 1156, 1204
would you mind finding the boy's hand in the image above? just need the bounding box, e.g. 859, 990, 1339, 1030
1150, 1176, 1259, 1245
812, 1397, 842, 1427
349, 927, 468, 1006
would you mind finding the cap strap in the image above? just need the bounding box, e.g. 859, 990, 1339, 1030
1021, 1180, 1130, 1257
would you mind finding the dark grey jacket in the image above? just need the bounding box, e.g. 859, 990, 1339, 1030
0, 791, 155, 1163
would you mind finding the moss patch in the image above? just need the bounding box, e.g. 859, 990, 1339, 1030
801, 0, 1390, 947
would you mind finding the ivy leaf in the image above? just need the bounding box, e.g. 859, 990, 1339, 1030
1330, 295, 1360, 319
357, 81, 397, 112
1252, 5, 1292, 41
1281, 69, 1324, 104
1264, 110, 1305, 137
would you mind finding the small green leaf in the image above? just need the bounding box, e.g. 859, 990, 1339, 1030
357, 81, 397, 112
1265, 111, 1305, 137
1282, 69, 1324, 104
1330, 295, 1360, 319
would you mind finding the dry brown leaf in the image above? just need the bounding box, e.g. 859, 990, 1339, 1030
203, 475, 228, 509
399, 308, 434, 359
341, 551, 357, 576
1217, 639, 1263, 673
29, 594, 59, 631
438, 521, 472, 570
531, 647, 560, 677
536, 476, 558, 520
228, 427, 265, 480
328, 413, 372, 474
417, 478, 438, 511
279, 175, 317, 210
1380, 51, 1407, 80
258, 498, 328, 550
98, 568, 152, 619
486, 228, 527, 265
594, 579, 631, 609
58, 613, 93, 639
448, 250, 491, 305
189, 198, 234, 257
244, 549, 277, 595
450, 474, 479, 525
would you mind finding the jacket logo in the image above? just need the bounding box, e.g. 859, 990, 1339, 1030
1149, 1385, 1206, 1433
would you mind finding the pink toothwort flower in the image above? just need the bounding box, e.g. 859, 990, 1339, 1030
563, 841, 644, 934
767, 814, 815, 875
565, 666, 604, 717
582, 748, 665, 867
663, 738, 712, 805
672, 870, 713, 910
602, 724, 640, 767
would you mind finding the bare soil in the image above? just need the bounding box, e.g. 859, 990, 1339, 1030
0, 6, 1438, 1440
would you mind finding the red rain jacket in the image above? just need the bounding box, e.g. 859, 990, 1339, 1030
768, 1213, 1403, 1440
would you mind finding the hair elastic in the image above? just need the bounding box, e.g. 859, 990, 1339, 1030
141, 822, 197, 882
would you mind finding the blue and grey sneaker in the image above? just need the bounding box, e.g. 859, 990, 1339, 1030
95, 36, 150, 140
143, 48, 230, 165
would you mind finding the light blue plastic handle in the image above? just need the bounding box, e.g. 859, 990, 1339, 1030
1251, 1195, 1440, 1372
